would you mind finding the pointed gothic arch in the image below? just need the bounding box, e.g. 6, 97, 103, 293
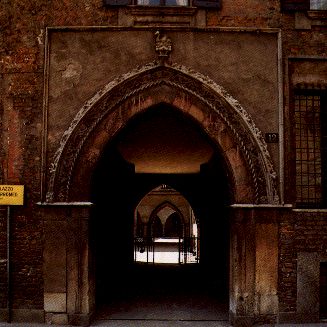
46, 62, 279, 205
149, 200, 184, 224
148, 201, 185, 238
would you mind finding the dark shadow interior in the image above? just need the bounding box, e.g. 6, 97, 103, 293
90, 105, 232, 319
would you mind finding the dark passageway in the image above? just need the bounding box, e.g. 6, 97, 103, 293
90, 106, 232, 320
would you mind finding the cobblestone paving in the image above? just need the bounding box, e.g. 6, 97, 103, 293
1, 321, 327, 327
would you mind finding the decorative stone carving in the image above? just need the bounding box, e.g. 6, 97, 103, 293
46, 61, 279, 205
155, 31, 172, 58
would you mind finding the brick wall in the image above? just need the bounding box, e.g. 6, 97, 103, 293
207, 0, 281, 27
279, 217, 297, 312
11, 207, 43, 309
0, 208, 7, 309
279, 211, 327, 313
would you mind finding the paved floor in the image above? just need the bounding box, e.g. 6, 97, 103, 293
1, 264, 326, 327
0, 322, 327, 327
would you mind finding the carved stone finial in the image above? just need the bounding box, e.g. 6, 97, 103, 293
155, 31, 172, 60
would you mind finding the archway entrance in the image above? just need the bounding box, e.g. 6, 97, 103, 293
91, 105, 231, 321
135, 185, 199, 265
43, 64, 280, 326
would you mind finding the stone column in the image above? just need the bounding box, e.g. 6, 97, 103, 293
67, 205, 95, 326
230, 206, 280, 327
41, 203, 94, 326
230, 207, 256, 327
253, 209, 278, 321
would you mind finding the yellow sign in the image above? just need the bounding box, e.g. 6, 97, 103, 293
0, 185, 24, 205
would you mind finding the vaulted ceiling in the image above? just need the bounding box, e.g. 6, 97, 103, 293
116, 106, 214, 174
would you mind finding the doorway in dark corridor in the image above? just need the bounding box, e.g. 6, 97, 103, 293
134, 184, 200, 265
90, 105, 232, 321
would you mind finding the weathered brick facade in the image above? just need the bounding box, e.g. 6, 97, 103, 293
0, 0, 326, 326
279, 210, 327, 318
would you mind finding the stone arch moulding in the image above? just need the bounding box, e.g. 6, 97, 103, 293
46, 61, 279, 205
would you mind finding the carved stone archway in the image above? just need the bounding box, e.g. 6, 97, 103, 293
42, 62, 281, 326
46, 62, 279, 205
